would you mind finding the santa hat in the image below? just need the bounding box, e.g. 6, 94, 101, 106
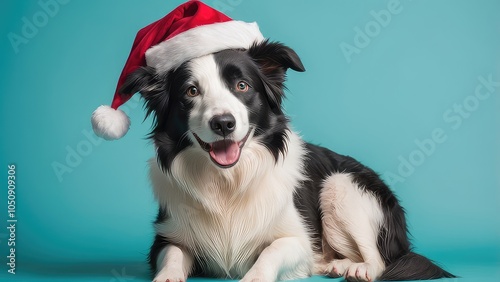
91, 0, 264, 140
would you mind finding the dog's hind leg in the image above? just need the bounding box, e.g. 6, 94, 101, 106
320, 173, 385, 282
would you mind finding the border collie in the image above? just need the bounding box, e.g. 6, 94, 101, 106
121, 40, 455, 282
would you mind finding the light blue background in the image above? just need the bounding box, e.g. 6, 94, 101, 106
0, 0, 499, 281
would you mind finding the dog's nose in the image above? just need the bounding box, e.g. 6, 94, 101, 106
210, 114, 236, 137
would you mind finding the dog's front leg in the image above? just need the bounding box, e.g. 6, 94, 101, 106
241, 237, 312, 282
153, 244, 194, 282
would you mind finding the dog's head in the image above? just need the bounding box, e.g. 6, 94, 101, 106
121, 40, 304, 171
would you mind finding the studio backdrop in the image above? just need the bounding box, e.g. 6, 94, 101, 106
0, 0, 499, 281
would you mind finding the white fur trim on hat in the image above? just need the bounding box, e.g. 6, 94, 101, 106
91, 105, 130, 140
145, 21, 264, 74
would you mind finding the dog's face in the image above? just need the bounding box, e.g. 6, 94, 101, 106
121, 40, 304, 171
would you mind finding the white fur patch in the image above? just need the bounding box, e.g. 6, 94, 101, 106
185, 55, 250, 146
154, 245, 193, 282
319, 173, 385, 280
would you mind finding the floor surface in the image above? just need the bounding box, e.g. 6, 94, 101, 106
3, 260, 498, 282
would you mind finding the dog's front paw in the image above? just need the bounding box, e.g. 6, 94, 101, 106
325, 258, 353, 278
240, 278, 267, 282
240, 269, 273, 282
153, 268, 186, 282
344, 262, 380, 282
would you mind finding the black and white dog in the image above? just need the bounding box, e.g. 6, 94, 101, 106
121, 40, 454, 282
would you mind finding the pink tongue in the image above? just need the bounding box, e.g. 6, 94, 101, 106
209, 140, 241, 167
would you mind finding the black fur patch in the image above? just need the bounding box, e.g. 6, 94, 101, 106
120, 63, 196, 171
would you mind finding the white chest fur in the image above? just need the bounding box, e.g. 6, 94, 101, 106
149, 132, 311, 278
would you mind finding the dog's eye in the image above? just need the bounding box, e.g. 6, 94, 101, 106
236, 81, 249, 92
186, 86, 199, 97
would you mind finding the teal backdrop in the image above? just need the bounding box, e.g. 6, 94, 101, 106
1, 0, 499, 281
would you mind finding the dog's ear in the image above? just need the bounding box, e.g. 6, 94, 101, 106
120, 66, 163, 96
120, 66, 168, 120
248, 40, 305, 112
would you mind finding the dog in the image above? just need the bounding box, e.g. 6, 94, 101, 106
120, 39, 455, 282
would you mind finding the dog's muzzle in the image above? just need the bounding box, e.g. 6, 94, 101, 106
193, 128, 252, 168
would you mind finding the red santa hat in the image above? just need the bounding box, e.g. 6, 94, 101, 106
91, 0, 264, 140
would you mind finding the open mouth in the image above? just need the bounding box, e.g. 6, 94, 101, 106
192, 129, 252, 168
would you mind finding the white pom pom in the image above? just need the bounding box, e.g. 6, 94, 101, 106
91, 105, 130, 140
